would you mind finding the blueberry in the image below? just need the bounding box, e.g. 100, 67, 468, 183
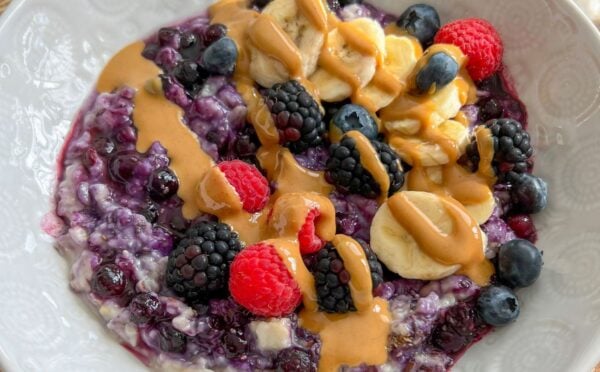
109, 151, 142, 183
173, 60, 200, 88
275, 347, 315, 372
415, 52, 458, 94
330, 104, 378, 141
148, 167, 179, 201
476, 285, 520, 326
158, 27, 181, 48
201, 36, 238, 75
142, 43, 160, 60
203, 23, 228, 46
511, 173, 548, 214
497, 239, 543, 288
93, 136, 116, 157
222, 329, 248, 357
158, 322, 187, 353
129, 292, 163, 324
396, 4, 440, 47
141, 201, 160, 223
91, 264, 127, 298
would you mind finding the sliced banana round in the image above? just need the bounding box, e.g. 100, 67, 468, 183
358, 35, 422, 111
388, 119, 469, 167
249, 0, 326, 87
403, 165, 497, 224
382, 78, 467, 136
370, 191, 488, 280
309, 18, 384, 102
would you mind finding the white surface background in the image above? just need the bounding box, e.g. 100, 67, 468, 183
0, 0, 599, 371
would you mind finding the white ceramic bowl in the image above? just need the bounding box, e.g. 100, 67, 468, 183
0, 0, 599, 371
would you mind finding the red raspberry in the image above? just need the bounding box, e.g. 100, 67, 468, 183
507, 214, 537, 243
298, 208, 324, 254
218, 160, 270, 213
434, 18, 504, 81
229, 242, 302, 317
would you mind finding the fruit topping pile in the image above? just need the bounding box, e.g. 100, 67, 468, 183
52, 0, 552, 370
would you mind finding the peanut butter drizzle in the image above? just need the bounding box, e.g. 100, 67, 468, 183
330, 235, 372, 311
297, 0, 328, 32
248, 14, 304, 77
269, 192, 336, 240
257, 146, 333, 196
345, 131, 390, 203
388, 192, 493, 285
299, 298, 391, 372
299, 235, 391, 372
97, 42, 214, 219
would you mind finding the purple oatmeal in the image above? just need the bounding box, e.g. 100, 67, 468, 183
49, 0, 548, 371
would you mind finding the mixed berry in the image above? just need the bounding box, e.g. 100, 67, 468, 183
52, 0, 551, 371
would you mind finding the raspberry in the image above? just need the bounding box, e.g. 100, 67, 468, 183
298, 209, 324, 254
229, 242, 302, 317
217, 160, 270, 213
434, 18, 504, 81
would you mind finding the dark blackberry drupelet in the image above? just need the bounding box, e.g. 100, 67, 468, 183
466, 118, 533, 182
166, 221, 243, 303
326, 135, 404, 198
310, 241, 383, 313
264, 80, 326, 153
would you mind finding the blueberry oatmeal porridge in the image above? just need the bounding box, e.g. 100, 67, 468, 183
47, 0, 549, 370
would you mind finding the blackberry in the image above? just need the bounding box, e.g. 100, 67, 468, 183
166, 221, 243, 302
326, 135, 404, 198
466, 118, 533, 182
310, 241, 383, 313
264, 80, 326, 153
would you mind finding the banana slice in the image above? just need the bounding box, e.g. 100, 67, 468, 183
309, 18, 384, 102
404, 165, 497, 224
358, 35, 423, 111
382, 78, 467, 134
370, 191, 488, 280
388, 119, 469, 167
249, 0, 326, 87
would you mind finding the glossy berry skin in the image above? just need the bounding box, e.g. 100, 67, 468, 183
507, 214, 537, 243
275, 348, 316, 372
396, 4, 441, 47
129, 292, 164, 324
157, 322, 187, 353
330, 104, 378, 141
201, 36, 238, 75
173, 60, 201, 88
511, 173, 548, 214
497, 239, 543, 288
109, 151, 142, 184
415, 52, 459, 94
298, 209, 324, 255
476, 285, 520, 326
91, 264, 128, 298
203, 23, 228, 46
148, 168, 179, 201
